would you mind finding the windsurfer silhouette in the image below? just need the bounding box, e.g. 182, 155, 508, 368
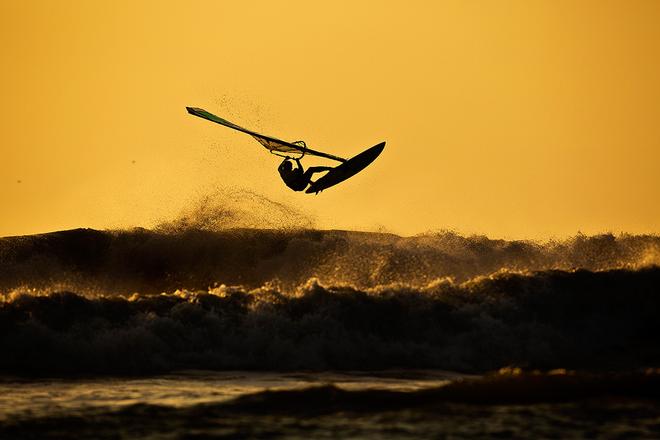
278, 158, 331, 192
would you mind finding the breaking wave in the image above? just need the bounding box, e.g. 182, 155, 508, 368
1, 267, 659, 375
1, 214, 660, 376
1, 227, 660, 294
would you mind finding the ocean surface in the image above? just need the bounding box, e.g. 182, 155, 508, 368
1, 226, 660, 438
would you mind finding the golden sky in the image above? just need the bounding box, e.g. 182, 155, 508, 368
1, 0, 659, 238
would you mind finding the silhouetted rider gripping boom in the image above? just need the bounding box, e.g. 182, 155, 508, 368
278, 157, 332, 192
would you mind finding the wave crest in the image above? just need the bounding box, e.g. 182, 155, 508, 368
1, 228, 659, 294
1, 268, 659, 375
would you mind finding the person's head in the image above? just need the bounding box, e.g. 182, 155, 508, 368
280, 159, 293, 172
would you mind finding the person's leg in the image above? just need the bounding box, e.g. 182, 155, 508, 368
308, 166, 333, 173
302, 166, 332, 182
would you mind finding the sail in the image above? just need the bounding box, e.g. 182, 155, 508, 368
186, 107, 346, 162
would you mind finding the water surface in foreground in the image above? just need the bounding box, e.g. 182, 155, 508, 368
1, 370, 659, 439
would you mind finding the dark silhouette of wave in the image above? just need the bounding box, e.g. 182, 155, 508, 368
212, 370, 660, 410
1, 264, 659, 375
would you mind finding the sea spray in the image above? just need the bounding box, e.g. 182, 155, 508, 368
2, 228, 660, 294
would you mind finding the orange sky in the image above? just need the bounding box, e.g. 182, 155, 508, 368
1, 1, 659, 238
